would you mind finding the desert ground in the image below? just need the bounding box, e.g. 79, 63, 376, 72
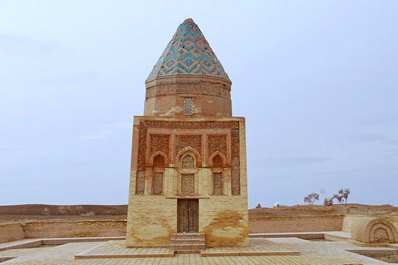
1, 204, 397, 264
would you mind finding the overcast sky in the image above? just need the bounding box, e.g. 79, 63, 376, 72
1, 1, 397, 208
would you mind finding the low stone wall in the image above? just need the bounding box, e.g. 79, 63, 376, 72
23, 220, 126, 239
0, 220, 127, 243
249, 215, 344, 233
342, 215, 368, 232
0, 223, 25, 243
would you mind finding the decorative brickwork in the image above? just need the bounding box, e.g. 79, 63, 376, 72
231, 128, 241, 195
136, 120, 239, 172
183, 98, 193, 115
142, 120, 239, 130
208, 135, 227, 158
181, 174, 195, 194
150, 135, 170, 158
137, 122, 147, 171
176, 135, 202, 156
182, 154, 195, 168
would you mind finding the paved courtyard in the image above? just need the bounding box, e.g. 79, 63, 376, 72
1, 237, 397, 264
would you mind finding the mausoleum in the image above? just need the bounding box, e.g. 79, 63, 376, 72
126, 18, 248, 250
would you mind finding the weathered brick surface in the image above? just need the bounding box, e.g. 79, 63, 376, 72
0, 224, 24, 243
249, 215, 344, 233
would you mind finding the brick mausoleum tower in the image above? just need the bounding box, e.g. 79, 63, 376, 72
126, 19, 248, 249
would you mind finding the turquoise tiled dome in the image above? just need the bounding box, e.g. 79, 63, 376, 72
146, 18, 231, 83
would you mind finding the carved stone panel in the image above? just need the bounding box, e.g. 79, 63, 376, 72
176, 135, 201, 155
142, 120, 239, 131
136, 171, 145, 195
374, 228, 390, 243
213, 172, 223, 195
208, 135, 227, 157
150, 134, 170, 158
152, 172, 163, 195
181, 174, 195, 194
182, 154, 195, 168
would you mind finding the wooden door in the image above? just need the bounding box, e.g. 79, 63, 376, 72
177, 199, 198, 233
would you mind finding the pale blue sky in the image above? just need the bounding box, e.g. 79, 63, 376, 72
1, 1, 397, 207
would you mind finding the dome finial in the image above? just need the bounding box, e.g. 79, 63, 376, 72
183, 18, 194, 24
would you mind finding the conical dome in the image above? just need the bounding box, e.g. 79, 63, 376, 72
146, 18, 231, 83
144, 19, 232, 117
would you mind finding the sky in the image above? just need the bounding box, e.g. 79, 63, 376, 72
1, 0, 398, 208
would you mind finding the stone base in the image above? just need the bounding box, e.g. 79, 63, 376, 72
74, 238, 300, 259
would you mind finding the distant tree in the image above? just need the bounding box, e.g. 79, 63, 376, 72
323, 197, 334, 206
333, 188, 351, 204
304, 193, 320, 204
256, 203, 262, 208
332, 193, 343, 203
340, 188, 350, 204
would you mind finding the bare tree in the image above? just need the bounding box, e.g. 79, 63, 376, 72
340, 188, 350, 204
333, 188, 351, 204
304, 193, 320, 204
323, 197, 334, 206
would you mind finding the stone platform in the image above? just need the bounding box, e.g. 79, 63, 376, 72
1, 234, 397, 264
75, 241, 175, 259
74, 238, 300, 259
201, 238, 300, 256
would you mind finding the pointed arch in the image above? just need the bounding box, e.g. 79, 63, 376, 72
149, 151, 168, 168
176, 146, 201, 167
209, 151, 227, 168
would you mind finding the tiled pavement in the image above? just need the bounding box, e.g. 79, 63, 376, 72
0, 237, 396, 264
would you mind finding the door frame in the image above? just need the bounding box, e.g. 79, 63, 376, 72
177, 199, 199, 233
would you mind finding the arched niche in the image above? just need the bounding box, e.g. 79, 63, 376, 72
149, 151, 168, 168
151, 154, 165, 195
153, 154, 165, 170
209, 152, 227, 168
209, 152, 227, 196
351, 217, 398, 245
176, 147, 201, 168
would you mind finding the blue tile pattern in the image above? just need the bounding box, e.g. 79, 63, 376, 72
146, 18, 230, 83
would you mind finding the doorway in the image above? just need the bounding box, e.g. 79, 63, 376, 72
177, 199, 199, 233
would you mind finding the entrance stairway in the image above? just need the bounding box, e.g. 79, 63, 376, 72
170, 233, 205, 254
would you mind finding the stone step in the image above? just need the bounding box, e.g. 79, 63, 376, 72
174, 249, 201, 254
171, 239, 205, 244
171, 233, 205, 240
170, 233, 205, 253
170, 243, 206, 250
